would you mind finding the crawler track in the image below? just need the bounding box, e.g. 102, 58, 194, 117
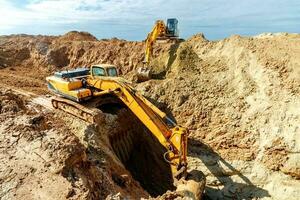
51, 96, 104, 123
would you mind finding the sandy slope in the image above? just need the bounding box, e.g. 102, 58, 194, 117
137, 33, 300, 199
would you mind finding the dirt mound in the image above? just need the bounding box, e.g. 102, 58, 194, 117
0, 32, 173, 76
57, 31, 98, 42
0, 90, 26, 113
0, 38, 30, 67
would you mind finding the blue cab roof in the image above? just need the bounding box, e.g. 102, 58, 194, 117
54, 67, 90, 79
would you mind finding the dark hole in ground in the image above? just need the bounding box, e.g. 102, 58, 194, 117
98, 102, 124, 114
98, 97, 175, 197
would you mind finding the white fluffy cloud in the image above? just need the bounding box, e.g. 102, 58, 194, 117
0, 0, 299, 39
0, 0, 159, 25
0, 0, 218, 28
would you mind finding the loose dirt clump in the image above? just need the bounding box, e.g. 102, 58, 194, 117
0, 90, 26, 113
261, 138, 288, 171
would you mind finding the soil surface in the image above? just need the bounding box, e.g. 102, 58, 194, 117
0, 31, 300, 199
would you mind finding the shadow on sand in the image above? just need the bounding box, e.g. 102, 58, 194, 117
141, 88, 270, 199
188, 138, 270, 200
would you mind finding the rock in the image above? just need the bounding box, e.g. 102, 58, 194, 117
28, 115, 44, 125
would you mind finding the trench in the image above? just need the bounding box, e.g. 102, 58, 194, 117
97, 98, 175, 197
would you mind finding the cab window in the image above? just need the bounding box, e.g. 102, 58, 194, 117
92, 67, 105, 76
107, 67, 118, 77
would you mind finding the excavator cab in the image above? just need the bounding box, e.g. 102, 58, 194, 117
166, 18, 179, 37
91, 64, 118, 77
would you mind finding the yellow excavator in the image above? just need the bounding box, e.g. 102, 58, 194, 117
137, 18, 179, 81
46, 64, 203, 198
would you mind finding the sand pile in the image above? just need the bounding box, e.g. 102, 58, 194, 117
56, 31, 98, 42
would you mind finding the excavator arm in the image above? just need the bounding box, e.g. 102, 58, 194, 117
87, 76, 188, 180
137, 20, 167, 81
143, 20, 166, 65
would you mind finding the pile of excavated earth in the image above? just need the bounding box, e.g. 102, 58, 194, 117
0, 31, 299, 199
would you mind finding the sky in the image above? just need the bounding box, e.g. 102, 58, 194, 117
1, 0, 300, 41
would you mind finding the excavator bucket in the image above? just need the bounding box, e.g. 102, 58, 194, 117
176, 170, 206, 200
136, 66, 152, 82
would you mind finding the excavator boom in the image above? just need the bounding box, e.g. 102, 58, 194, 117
143, 20, 166, 65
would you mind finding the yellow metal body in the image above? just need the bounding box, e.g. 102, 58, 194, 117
144, 20, 167, 65
137, 19, 179, 81
46, 65, 188, 180
46, 76, 91, 101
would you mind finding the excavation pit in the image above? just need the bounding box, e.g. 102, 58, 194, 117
98, 100, 175, 197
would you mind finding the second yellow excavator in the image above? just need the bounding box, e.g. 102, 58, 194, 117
137, 18, 179, 81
